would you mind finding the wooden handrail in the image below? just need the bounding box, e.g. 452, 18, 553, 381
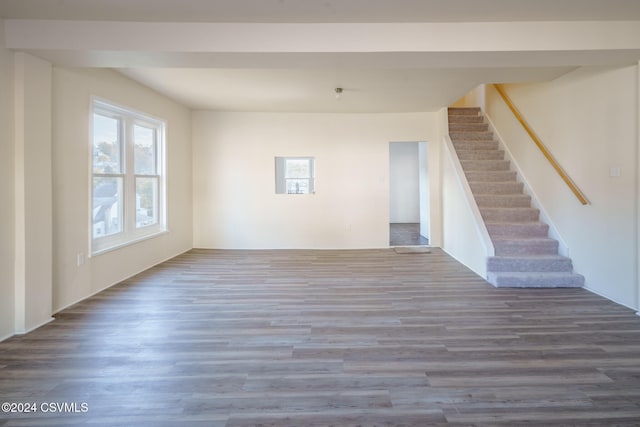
493, 84, 590, 205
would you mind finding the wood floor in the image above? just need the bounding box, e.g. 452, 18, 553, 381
2, 248, 640, 426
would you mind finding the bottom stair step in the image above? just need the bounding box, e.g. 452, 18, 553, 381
487, 271, 585, 288
487, 255, 573, 272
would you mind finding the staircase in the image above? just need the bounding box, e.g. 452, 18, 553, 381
448, 107, 584, 288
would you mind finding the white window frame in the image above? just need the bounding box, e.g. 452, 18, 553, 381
275, 156, 315, 194
91, 98, 167, 255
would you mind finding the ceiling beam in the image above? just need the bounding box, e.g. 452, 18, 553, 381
5, 20, 640, 53
5, 20, 640, 69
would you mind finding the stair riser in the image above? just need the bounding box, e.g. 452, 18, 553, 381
465, 171, 517, 182
448, 115, 484, 123
487, 257, 573, 273
448, 108, 481, 116
488, 273, 584, 288
470, 182, 524, 195
481, 208, 540, 222
453, 141, 499, 151
456, 150, 505, 160
486, 223, 549, 238
450, 131, 494, 141
494, 240, 559, 256
461, 160, 510, 171
449, 123, 489, 132
475, 195, 531, 208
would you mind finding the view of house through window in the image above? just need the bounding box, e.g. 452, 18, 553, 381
275, 157, 315, 194
92, 99, 166, 254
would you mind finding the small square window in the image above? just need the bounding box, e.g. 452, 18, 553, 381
275, 157, 315, 194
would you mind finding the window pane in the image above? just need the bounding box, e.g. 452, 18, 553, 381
134, 125, 156, 175
93, 114, 121, 174
136, 177, 158, 228
92, 177, 123, 238
286, 179, 309, 194
285, 159, 310, 178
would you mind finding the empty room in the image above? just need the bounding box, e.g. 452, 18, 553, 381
2, 1, 640, 425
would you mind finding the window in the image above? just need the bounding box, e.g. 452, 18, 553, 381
91, 99, 166, 254
275, 157, 315, 194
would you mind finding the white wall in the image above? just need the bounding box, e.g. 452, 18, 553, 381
0, 21, 15, 340
418, 141, 430, 239
485, 65, 639, 308
14, 53, 53, 333
193, 112, 439, 249
52, 68, 193, 312
451, 85, 486, 111
441, 137, 492, 278
389, 142, 420, 223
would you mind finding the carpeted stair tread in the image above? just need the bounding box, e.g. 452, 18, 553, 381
469, 181, 524, 195
486, 221, 549, 238
475, 194, 531, 207
480, 207, 540, 222
456, 149, 505, 160
465, 171, 517, 182
448, 107, 481, 115
487, 271, 585, 288
493, 237, 559, 256
487, 255, 574, 272
448, 115, 484, 123
461, 159, 511, 171
449, 131, 494, 141
453, 140, 500, 150
449, 123, 489, 132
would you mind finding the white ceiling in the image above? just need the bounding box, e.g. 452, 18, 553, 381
2, 0, 640, 113
118, 66, 576, 113
3, 0, 640, 22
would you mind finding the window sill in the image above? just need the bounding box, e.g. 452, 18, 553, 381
91, 229, 169, 257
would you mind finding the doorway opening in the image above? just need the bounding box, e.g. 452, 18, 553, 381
389, 141, 429, 246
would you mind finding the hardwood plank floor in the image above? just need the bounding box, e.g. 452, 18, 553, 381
2, 248, 640, 426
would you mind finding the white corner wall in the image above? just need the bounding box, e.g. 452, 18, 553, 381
485, 65, 639, 309
52, 68, 193, 313
192, 112, 438, 249
0, 21, 15, 340
14, 52, 53, 334
450, 85, 486, 111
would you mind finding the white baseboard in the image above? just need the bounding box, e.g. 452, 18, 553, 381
13, 316, 56, 337
584, 285, 637, 312
54, 248, 192, 314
